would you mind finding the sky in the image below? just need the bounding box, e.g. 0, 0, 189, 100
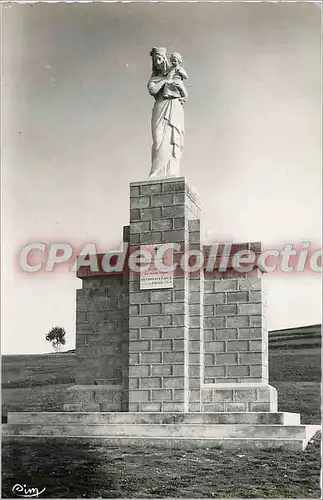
2, 2, 321, 354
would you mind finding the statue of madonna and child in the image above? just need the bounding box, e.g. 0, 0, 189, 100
147, 47, 188, 179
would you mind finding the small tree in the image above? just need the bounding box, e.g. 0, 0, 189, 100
46, 326, 66, 353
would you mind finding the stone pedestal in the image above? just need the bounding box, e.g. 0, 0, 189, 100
128, 178, 202, 412
3, 176, 317, 450
127, 177, 276, 414
67, 177, 277, 414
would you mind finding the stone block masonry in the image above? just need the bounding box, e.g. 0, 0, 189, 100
203, 273, 268, 385
202, 269, 276, 412
188, 219, 204, 412
128, 178, 201, 412
69, 177, 277, 415
75, 274, 129, 389
201, 384, 277, 412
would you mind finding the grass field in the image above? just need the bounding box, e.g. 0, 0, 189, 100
1, 433, 321, 498
1, 353, 75, 389
1, 326, 321, 498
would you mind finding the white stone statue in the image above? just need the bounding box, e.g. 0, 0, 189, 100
148, 47, 188, 179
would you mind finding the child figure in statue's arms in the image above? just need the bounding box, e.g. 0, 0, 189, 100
163, 52, 188, 103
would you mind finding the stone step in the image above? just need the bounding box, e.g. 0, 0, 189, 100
7, 411, 300, 426
0, 433, 310, 451
2, 423, 308, 439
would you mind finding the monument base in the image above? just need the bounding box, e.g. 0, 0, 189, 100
3, 411, 319, 451
4, 178, 318, 450
63, 385, 127, 412
201, 384, 277, 412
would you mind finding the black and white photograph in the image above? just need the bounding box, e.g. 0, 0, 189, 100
1, 1, 321, 498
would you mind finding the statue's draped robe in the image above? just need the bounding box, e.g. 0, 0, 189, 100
148, 75, 184, 178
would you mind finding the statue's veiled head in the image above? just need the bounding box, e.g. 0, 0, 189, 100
150, 47, 170, 75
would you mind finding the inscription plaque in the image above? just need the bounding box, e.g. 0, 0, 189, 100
140, 244, 174, 289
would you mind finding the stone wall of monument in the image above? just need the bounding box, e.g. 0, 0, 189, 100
73, 203, 277, 413
128, 178, 202, 412
188, 219, 204, 412
200, 384, 277, 412
75, 274, 129, 390
203, 273, 268, 385
201, 268, 276, 413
